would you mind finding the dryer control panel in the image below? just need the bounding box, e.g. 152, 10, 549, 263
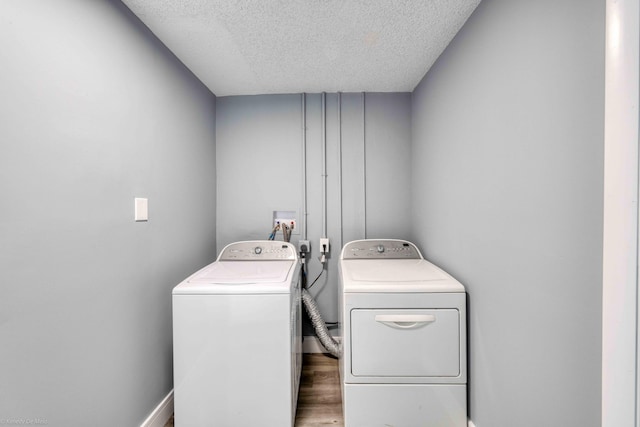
218, 241, 298, 261
341, 239, 422, 260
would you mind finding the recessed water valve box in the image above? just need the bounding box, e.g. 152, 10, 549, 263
272, 210, 298, 235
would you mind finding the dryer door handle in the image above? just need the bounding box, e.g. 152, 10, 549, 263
374, 314, 436, 329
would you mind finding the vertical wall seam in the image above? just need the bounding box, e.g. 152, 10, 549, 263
633, 93, 639, 427
338, 92, 343, 249
321, 92, 328, 238
636, 94, 639, 427
362, 92, 367, 239
301, 93, 308, 240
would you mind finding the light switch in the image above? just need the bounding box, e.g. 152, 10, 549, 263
135, 198, 148, 221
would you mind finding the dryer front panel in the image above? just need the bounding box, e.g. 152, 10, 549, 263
341, 292, 467, 384
350, 308, 460, 378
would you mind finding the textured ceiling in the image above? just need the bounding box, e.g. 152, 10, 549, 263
121, 0, 480, 97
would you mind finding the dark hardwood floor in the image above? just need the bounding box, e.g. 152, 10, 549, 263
164, 353, 344, 427
295, 353, 344, 426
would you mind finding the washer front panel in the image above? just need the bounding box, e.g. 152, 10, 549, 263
173, 293, 296, 426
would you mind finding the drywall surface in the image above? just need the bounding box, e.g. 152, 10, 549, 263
216, 92, 411, 326
0, 1, 216, 426
411, 1, 604, 426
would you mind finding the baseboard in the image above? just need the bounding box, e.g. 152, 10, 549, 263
302, 335, 341, 353
469, 419, 476, 427
140, 390, 173, 427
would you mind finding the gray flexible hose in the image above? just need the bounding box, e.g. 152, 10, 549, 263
302, 288, 340, 358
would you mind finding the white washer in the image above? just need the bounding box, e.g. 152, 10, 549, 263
339, 239, 467, 427
172, 241, 302, 427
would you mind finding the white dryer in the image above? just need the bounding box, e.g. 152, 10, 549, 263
172, 241, 302, 427
339, 239, 467, 427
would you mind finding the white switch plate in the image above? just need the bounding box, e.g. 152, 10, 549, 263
135, 198, 148, 221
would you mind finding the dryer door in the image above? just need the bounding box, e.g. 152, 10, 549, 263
350, 308, 460, 377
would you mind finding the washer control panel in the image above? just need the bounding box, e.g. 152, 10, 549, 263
218, 241, 298, 261
341, 239, 422, 260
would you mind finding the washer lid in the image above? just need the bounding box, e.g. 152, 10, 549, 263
173, 260, 298, 295
340, 259, 464, 293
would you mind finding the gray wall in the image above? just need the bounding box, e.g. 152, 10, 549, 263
410, 1, 604, 426
216, 92, 411, 325
0, 1, 606, 425
0, 1, 216, 426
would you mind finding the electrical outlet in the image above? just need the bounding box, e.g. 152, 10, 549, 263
274, 218, 296, 231
299, 240, 310, 253
320, 238, 330, 254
